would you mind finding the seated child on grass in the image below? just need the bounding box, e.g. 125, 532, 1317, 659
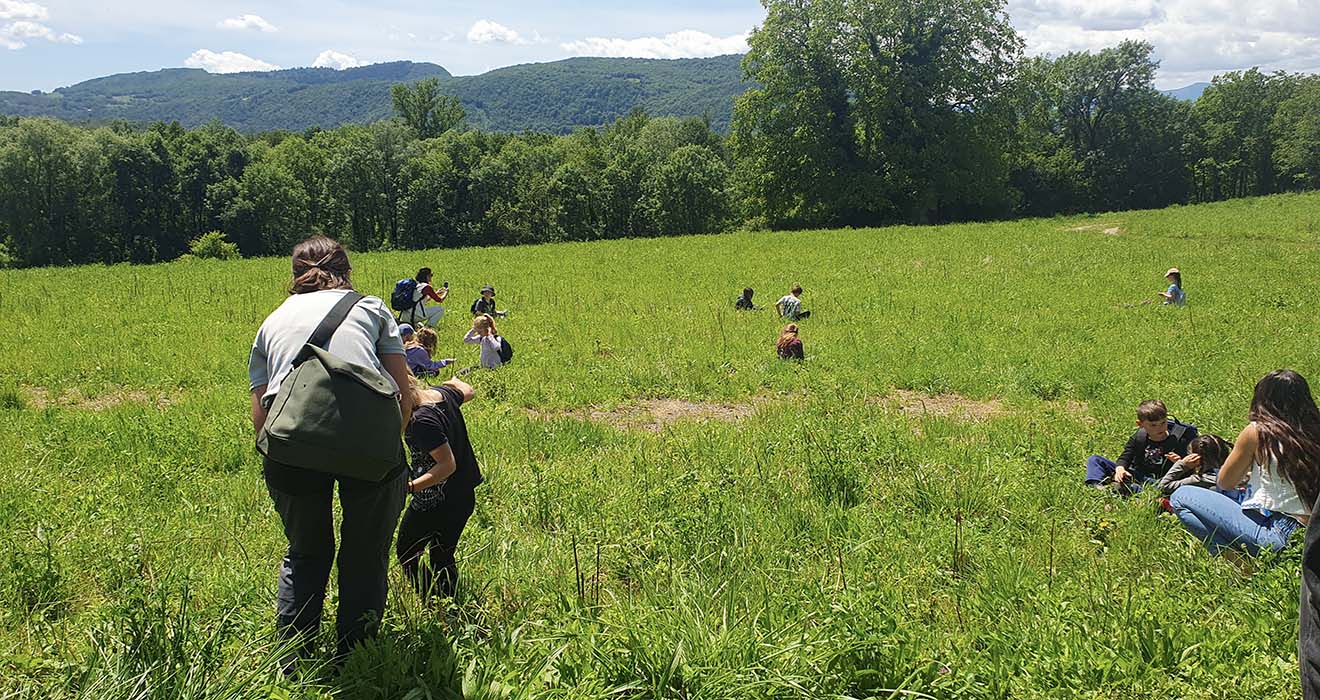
1085, 399, 1197, 494
735, 288, 759, 311
1159, 433, 1251, 510
403, 325, 454, 377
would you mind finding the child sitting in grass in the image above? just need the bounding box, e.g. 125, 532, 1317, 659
403, 325, 454, 377
735, 288, 759, 311
1085, 399, 1198, 494
1159, 434, 1251, 504
1160, 268, 1186, 306
776, 323, 804, 360
463, 314, 506, 370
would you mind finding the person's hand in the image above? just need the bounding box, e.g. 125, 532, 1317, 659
1114, 466, 1131, 484
1182, 453, 1202, 473
442, 358, 456, 365
1165, 452, 1182, 463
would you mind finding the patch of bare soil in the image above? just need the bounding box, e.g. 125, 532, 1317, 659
1065, 222, 1123, 236
885, 389, 1006, 421
22, 386, 173, 412
529, 398, 758, 432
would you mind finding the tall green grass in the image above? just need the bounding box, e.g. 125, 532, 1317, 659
3, 192, 1319, 698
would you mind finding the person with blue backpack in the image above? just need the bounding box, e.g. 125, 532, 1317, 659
1084, 399, 1198, 494
391, 267, 447, 327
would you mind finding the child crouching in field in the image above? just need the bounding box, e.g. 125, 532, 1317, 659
1085, 400, 1197, 494
776, 324, 804, 360
402, 325, 454, 377
1159, 434, 1251, 505
396, 376, 482, 599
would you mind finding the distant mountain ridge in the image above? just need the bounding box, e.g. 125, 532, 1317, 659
1161, 82, 1211, 101
0, 56, 749, 134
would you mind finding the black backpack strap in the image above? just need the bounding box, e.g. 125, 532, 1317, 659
307, 292, 364, 350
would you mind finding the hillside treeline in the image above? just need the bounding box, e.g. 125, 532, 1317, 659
2, 0, 1319, 268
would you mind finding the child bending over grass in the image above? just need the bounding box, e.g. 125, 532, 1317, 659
397, 376, 482, 599
404, 326, 454, 377
776, 324, 804, 361
1159, 433, 1250, 504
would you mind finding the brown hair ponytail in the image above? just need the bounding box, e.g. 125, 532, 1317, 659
290, 236, 353, 294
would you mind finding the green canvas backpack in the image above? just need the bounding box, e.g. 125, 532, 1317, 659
256, 291, 404, 481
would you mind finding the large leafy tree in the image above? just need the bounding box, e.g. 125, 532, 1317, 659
732, 0, 1021, 228
391, 78, 466, 139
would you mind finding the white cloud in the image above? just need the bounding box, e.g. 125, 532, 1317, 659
184, 48, 278, 73
218, 14, 277, 33
313, 49, 363, 70
1, 0, 80, 50
2, 19, 81, 49
467, 19, 526, 45
561, 30, 749, 60
0, 0, 46, 20
1008, 0, 1320, 88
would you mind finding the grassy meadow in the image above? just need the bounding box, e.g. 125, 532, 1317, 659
3, 193, 1320, 698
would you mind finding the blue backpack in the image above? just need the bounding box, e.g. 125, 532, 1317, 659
390, 279, 418, 312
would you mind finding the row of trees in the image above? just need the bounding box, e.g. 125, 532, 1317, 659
2, 0, 1319, 268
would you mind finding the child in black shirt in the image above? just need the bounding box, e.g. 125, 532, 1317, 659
1084, 399, 1197, 494
396, 376, 483, 599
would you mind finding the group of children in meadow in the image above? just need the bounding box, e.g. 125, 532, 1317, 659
735, 284, 810, 361
390, 268, 512, 376
251, 239, 1229, 671
1085, 376, 1317, 560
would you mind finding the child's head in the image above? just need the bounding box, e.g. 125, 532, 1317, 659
416, 267, 433, 284
742, 287, 754, 300
1136, 399, 1169, 440
791, 284, 803, 297
777, 323, 799, 349
1189, 434, 1231, 472
1165, 267, 1181, 287
398, 323, 416, 345
481, 284, 495, 300
416, 327, 438, 354
473, 314, 496, 335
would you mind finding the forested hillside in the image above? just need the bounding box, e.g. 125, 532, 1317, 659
0, 56, 747, 133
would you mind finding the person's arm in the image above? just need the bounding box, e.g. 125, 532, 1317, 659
1217, 423, 1258, 490
443, 376, 475, 403
1159, 457, 1206, 495
251, 386, 268, 436
382, 354, 413, 429
421, 284, 448, 304
1114, 432, 1140, 483
409, 443, 457, 492
463, 328, 481, 344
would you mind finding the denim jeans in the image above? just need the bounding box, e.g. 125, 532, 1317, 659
264, 458, 406, 657
1169, 484, 1301, 556
1084, 455, 1156, 493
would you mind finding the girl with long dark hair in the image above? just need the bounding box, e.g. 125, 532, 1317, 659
1169, 369, 1318, 556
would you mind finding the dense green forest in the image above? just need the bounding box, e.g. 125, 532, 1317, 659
2, 0, 1319, 269
0, 56, 747, 134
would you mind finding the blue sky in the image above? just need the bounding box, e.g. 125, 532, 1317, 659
3, 0, 1320, 92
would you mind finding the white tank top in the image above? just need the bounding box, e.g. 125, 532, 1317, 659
1241, 453, 1309, 518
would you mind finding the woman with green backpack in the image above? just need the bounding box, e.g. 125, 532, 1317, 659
247, 236, 414, 665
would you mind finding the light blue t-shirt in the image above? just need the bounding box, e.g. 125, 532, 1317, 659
1165, 284, 1186, 306
249, 289, 405, 402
